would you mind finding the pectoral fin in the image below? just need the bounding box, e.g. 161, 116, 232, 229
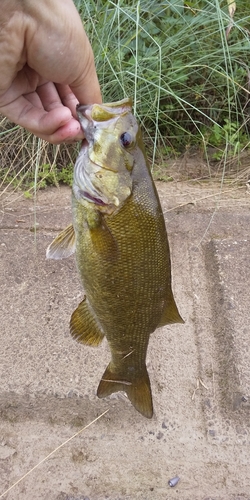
46, 224, 76, 260
70, 297, 104, 346
90, 219, 118, 262
157, 292, 184, 327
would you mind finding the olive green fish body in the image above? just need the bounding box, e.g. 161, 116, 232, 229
47, 99, 183, 418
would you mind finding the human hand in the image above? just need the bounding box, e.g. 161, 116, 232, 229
0, 0, 102, 144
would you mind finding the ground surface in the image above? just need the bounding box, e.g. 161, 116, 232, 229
0, 180, 249, 500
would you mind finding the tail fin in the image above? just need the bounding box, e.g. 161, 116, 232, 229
97, 363, 153, 419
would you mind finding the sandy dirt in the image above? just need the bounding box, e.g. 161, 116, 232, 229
0, 179, 250, 500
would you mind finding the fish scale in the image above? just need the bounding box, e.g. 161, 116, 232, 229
47, 98, 183, 418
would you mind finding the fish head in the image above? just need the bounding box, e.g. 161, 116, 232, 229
73, 98, 137, 214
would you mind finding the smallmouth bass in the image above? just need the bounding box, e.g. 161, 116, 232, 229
47, 98, 183, 418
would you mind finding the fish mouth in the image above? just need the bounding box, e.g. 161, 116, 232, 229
78, 189, 106, 206
76, 105, 96, 145
77, 98, 133, 123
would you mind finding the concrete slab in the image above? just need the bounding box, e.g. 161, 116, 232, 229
204, 238, 250, 430
0, 183, 250, 500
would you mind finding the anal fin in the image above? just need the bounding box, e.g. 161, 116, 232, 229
158, 292, 184, 327
70, 297, 104, 346
97, 363, 153, 419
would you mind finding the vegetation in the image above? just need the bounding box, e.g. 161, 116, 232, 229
0, 120, 76, 194
1, 0, 250, 192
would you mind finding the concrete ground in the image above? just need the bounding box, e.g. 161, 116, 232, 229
0, 181, 249, 500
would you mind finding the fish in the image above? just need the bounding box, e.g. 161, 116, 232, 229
46, 98, 184, 418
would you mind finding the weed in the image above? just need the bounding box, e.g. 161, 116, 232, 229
1, 0, 250, 191
203, 118, 250, 160
0, 130, 77, 198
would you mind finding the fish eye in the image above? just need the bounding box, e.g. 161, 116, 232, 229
120, 132, 132, 148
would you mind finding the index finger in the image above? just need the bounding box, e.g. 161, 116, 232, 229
69, 60, 102, 106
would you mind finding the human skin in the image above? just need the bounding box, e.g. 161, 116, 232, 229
0, 0, 102, 143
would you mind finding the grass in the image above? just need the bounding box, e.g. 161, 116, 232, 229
0, 121, 76, 200
1, 0, 250, 195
